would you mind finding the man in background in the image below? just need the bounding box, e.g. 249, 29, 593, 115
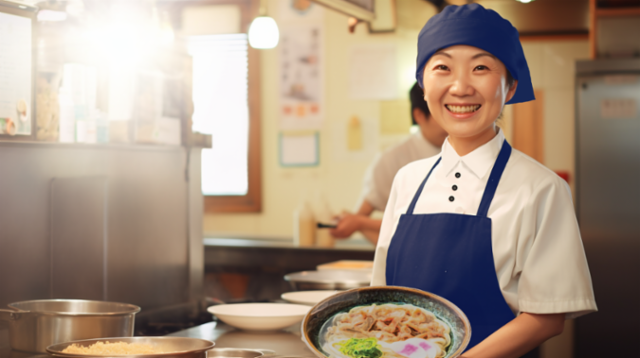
330, 82, 448, 245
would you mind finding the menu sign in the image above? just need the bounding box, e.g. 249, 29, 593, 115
0, 10, 32, 136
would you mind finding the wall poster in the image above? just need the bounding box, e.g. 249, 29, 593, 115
279, 24, 324, 131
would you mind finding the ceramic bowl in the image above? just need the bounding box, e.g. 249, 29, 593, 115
207, 303, 311, 331
301, 286, 471, 358
281, 290, 342, 306
284, 270, 371, 291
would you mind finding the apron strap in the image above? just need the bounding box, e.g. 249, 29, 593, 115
406, 157, 441, 215
476, 141, 512, 218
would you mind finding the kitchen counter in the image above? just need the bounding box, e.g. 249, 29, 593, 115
168, 321, 315, 357
0, 321, 315, 358
204, 238, 375, 273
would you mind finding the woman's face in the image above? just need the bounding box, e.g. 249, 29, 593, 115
422, 45, 517, 147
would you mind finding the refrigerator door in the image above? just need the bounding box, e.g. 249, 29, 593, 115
575, 65, 640, 358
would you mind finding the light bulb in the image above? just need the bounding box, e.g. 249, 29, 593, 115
248, 16, 279, 49
516, 0, 534, 3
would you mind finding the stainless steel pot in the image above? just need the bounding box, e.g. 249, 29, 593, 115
0, 299, 140, 353
284, 270, 371, 291
46, 337, 214, 358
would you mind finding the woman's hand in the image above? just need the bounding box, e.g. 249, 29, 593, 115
460, 312, 565, 358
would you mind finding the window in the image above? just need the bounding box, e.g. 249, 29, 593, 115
189, 34, 249, 196
182, 0, 262, 212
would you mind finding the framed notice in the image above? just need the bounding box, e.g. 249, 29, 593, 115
279, 132, 320, 167
0, 1, 36, 139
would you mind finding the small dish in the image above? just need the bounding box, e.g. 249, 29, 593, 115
207, 348, 265, 358
284, 270, 371, 291
281, 291, 341, 306
208, 303, 311, 331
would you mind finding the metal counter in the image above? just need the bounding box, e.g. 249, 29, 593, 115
168, 321, 315, 357
0, 321, 315, 358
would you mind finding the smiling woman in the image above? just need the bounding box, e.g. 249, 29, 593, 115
371, 4, 596, 358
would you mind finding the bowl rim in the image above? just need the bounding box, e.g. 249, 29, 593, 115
207, 303, 311, 318
8, 299, 141, 316
300, 285, 471, 358
284, 271, 371, 285
280, 290, 341, 305
46, 337, 215, 357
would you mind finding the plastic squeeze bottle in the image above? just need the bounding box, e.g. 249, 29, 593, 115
294, 201, 315, 247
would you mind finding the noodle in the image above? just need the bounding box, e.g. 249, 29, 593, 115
61, 341, 163, 355
323, 304, 451, 358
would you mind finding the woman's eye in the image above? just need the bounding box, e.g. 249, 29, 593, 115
434, 64, 449, 71
474, 65, 489, 71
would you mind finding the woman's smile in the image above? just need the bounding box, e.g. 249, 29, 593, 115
444, 103, 482, 118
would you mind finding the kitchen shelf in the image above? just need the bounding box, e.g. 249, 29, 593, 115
0, 139, 186, 152
590, 0, 640, 58
595, 7, 640, 17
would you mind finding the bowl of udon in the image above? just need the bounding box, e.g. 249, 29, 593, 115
301, 286, 470, 358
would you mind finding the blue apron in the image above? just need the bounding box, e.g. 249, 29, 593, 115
386, 140, 515, 350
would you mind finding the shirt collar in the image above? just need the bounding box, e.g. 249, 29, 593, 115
439, 129, 505, 179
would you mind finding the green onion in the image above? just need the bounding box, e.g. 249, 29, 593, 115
337, 338, 383, 358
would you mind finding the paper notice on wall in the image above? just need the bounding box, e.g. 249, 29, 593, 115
331, 116, 379, 163
279, 25, 324, 131
280, 132, 319, 167
601, 98, 637, 119
349, 44, 398, 100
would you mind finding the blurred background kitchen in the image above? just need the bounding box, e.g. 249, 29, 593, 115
0, 0, 638, 357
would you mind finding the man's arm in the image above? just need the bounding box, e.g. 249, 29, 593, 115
461, 313, 564, 358
356, 200, 375, 216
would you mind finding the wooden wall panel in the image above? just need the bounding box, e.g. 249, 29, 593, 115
512, 90, 544, 164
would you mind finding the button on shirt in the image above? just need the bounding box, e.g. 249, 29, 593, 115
359, 131, 441, 211
372, 131, 597, 318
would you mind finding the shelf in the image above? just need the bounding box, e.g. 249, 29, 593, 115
596, 7, 640, 17
0, 139, 187, 152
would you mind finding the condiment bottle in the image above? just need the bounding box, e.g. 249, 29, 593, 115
294, 201, 315, 247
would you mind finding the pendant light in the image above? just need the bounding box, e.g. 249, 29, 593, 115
248, 0, 279, 49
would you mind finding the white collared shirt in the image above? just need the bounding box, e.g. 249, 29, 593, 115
371, 130, 597, 319
359, 131, 441, 211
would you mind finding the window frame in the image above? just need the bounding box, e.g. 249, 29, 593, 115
168, 0, 262, 213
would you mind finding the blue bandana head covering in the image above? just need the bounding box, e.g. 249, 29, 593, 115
416, 4, 534, 104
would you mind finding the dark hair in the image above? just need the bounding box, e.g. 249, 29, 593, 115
506, 69, 515, 89
410, 82, 430, 125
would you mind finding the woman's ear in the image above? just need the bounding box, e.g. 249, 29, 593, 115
505, 79, 518, 103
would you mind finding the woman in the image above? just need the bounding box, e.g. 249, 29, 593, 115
371, 4, 597, 358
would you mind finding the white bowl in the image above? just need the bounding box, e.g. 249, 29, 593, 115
207, 303, 311, 331
281, 290, 341, 305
